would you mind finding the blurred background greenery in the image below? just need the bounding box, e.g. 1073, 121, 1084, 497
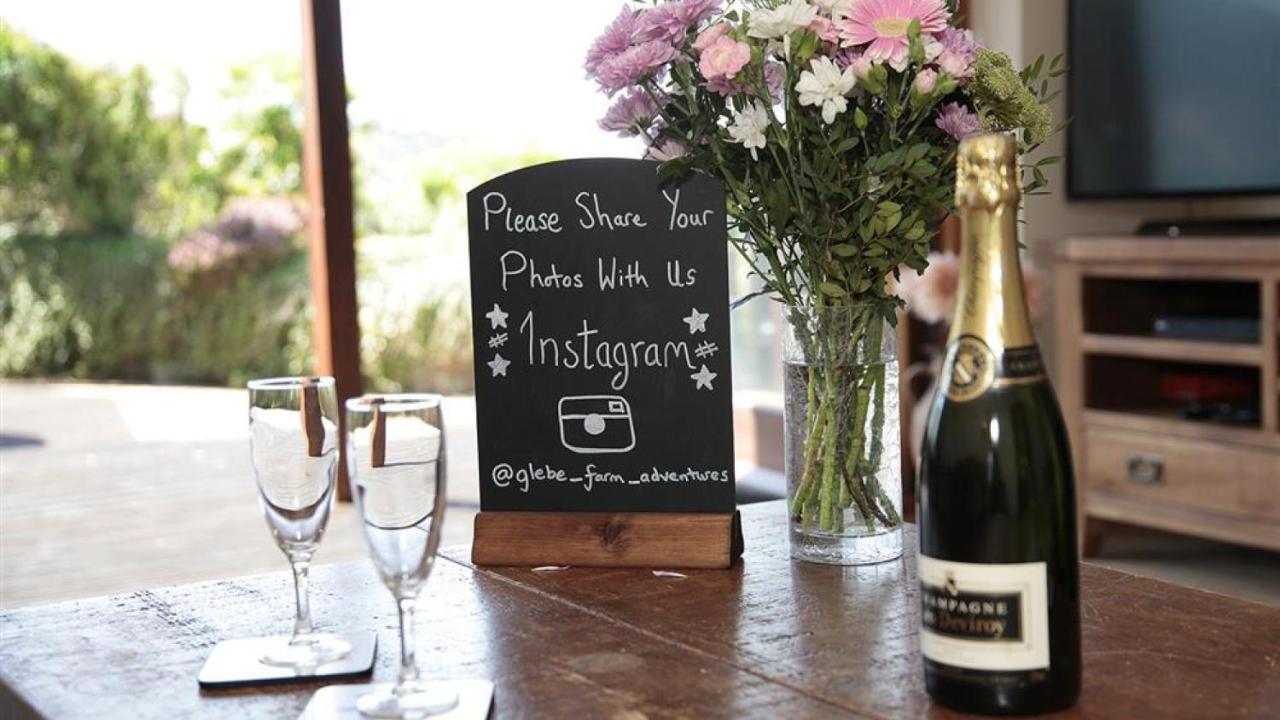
0, 25, 560, 393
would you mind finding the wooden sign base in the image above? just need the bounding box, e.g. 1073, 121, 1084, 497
471, 510, 743, 569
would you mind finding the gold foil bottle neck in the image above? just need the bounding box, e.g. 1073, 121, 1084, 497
955, 133, 1020, 209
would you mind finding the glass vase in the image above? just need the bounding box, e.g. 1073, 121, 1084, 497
783, 303, 903, 565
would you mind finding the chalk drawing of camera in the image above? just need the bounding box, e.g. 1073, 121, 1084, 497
558, 395, 636, 455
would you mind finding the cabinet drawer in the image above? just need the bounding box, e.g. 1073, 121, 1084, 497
1085, 427, 1280, 523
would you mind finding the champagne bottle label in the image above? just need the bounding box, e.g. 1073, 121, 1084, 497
946, 337, 1047, 402
918, 555, 1050, 671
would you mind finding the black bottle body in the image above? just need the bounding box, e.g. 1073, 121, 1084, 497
918, 365, 1081, 715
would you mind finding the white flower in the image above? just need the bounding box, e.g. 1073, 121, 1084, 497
795, 56, 856, 124
747, 0, 819, 40
811, 0, 849, 18
727, 101, 771, 160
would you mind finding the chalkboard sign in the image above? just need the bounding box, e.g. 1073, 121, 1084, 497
467, 158, 736, 515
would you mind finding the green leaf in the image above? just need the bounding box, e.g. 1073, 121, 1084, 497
818, 281, 848, 298
830, 243, 858, 257
792, 29, 820, 66
911, 160, 937, 176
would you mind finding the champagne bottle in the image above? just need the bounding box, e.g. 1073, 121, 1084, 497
917, 133, 1081, 715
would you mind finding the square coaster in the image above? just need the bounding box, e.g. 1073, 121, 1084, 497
198, 632, 378, 688
299, 679, 495, 720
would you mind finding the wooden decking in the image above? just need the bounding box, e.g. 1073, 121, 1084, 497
0, 383, 477, 608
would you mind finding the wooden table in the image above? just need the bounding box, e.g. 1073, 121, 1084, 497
2, 501, 1277, 719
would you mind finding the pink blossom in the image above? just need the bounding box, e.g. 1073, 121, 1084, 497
1023, 263, 1046, 320
913, 67, 937, 94
839, 0, 951, 68
704, 73, 745, 96
646, 137, 689, 161
703, 62, 783, 101
636, 0, 722, 43
594, 40, 679, 95
938, 27, 979, 56
937, 51, 970, 79
934, 101, 982, 140
674, 0, 722, 25
699, 35, 751, 81
808, 17, 842, 43
898, 251, 959, 325
693, 22, 730, 52
935, 27, 979, 79
635, 4, 685, 42
850, 54, 875, 80
599, 90, 662, 137
168, 197, 305, 274
585, 7, 638, 76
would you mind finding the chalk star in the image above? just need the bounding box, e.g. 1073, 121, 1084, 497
485, 303, 509, 329
487, 353, 511, 378
691, 364, 717, 390
683, 307, 710, 334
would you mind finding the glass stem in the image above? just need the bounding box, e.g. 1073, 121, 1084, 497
289, 553, 315, 643
396, 597, 420, 688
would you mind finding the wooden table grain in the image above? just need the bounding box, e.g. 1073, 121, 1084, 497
2, 501, 1277, 719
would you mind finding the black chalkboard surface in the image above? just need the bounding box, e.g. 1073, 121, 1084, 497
467, 159, 736, 514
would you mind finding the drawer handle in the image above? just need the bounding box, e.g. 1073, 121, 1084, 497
1126, 453, 1164, 485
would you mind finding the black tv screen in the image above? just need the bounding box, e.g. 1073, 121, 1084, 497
1068, 0, 1280, 199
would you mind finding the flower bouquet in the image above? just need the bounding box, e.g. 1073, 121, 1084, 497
587, 0, 1062, 564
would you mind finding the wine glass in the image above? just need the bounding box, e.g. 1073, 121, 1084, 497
345, 394, 458, 718
247, 376, 354, 667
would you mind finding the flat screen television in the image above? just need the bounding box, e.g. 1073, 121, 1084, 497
1068, 0, 1280, 199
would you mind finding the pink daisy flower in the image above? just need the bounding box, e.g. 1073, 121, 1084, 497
838, 0, 951, 68
599, 90, 662, 137
936, 27, 980, 79
934, 101, 982, 140
585, 7, 639, 77
594, 40, 679, 95
636, 0, 722, 43
646, 137, 689, 162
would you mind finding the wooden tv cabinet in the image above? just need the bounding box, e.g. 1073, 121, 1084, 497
1054, 238, 1280, 555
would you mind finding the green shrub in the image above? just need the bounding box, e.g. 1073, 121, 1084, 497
0, 235, 312, 383
361, 287, 474, 395
0, 235, 166, 377
160, 250, 313, 385
0, 234, 478, 391
0, 28, 203, 237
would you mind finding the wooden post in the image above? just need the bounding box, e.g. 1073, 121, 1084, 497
301, 0, 361, 499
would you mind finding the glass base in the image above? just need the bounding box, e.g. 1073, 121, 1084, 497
357, 681, 460, 719
258, 633, 353, 668
790, 524, 903, 565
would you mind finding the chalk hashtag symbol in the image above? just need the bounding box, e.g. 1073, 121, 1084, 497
488, 333, 508, 349
694, 341, 718, 359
